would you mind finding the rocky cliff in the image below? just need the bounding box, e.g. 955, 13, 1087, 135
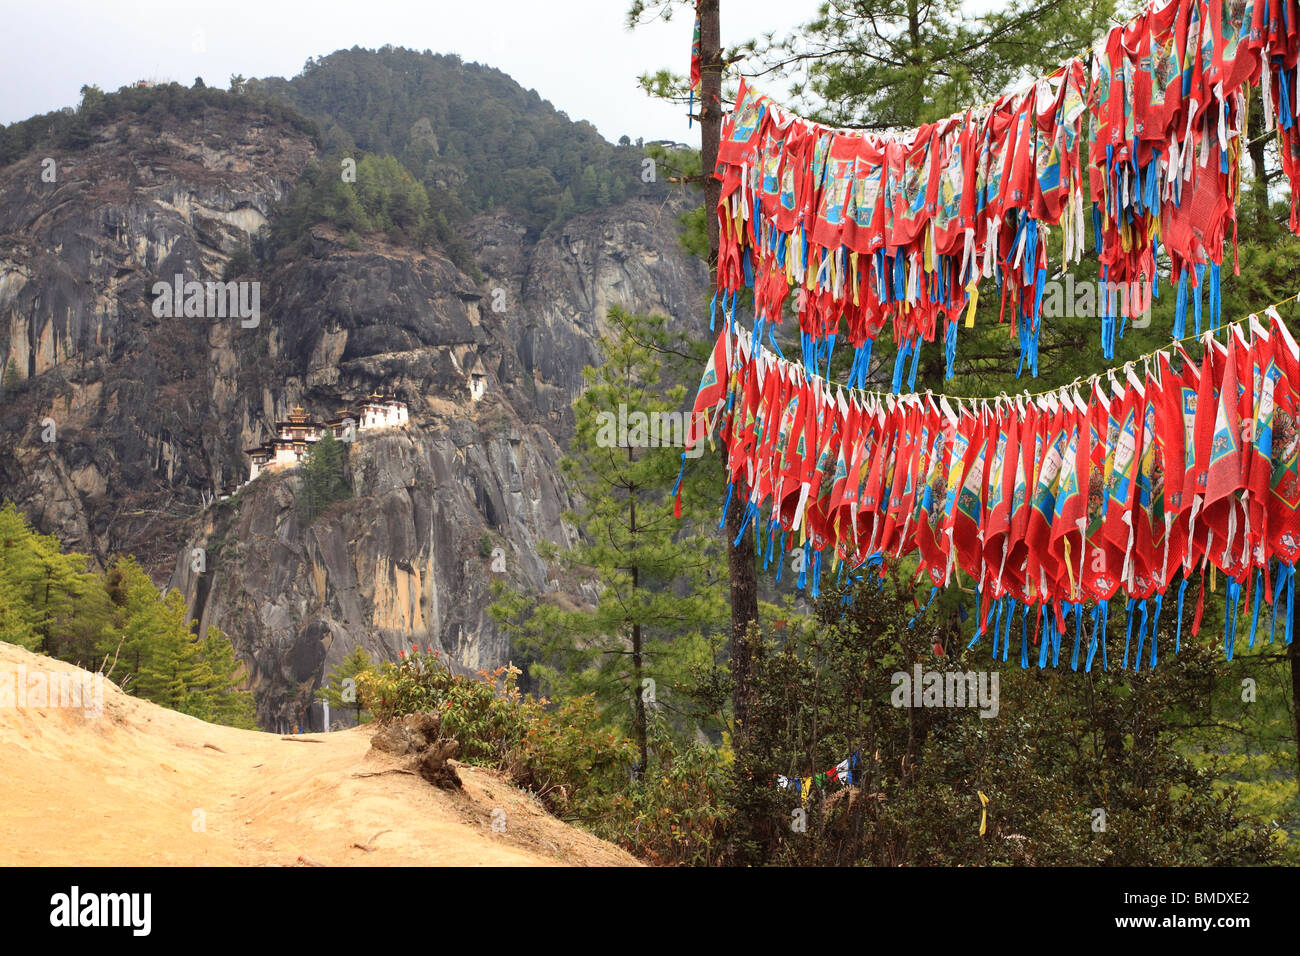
0, 103, 709, 729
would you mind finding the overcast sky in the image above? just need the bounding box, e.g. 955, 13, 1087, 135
1, 0, 821, 140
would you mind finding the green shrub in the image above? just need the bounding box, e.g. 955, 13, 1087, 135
352, 646, 730, 865
508, 694, 636, 818
355, 646, 535, 765
602, 727, 733, 867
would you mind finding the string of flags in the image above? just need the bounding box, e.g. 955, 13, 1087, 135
774, 751, 860, 804
773, 752, 991, 837
684, 292, 1300, 667
711, 0, 1300, 388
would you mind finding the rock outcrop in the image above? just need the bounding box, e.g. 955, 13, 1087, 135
0, 103, 709, 730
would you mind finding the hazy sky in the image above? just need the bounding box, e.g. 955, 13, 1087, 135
1, 0, 818, 140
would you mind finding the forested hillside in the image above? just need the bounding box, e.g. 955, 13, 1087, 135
249, 47, 670, 236
0, 81, 318, 167
0, 504, 256, 727
0, 41, 711, 732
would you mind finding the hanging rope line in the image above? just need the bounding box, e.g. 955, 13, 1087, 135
708, 0, 1300, 392
683, 288, 1300, 668
761, 288, 1300, 405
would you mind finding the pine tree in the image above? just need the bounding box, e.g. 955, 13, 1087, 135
316, 645, 373, 726
130, 589, 204, 710
299, 430, 351, 523
493, 308, 727, 774
0, 502, 97, 656
0, 504, 256, 728
0, 588, 33, 649
741, 0, 1116, 131
191, 627, 257, 728
109, 557, 173, 684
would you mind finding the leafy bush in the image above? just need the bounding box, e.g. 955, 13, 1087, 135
728, 571, 1282, 867
507, 694, 636, 818
353, 646, 730, 864
602, 726, 733, 867
355, 646, 535, 765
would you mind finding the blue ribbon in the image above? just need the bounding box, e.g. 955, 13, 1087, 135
1070, 601, 1083, 670
1248, 567, 1263, 649
1021, 602, 1031, 669
969, 586, 985, 650
909, 586, 939, 629
1150, 592, 1163, 668
1101, 264, 1115, 360
1134, 599, 1149, 672
1209, 262, 1221, 333
1285, 563, 1295, 646
1279, 64, 1294, 130
1173, 267, 1188, 341
992, 594, 1004, 658
1224, 576, 1242, 661
768, 322, 785, 360
1176, 574, 1189, 653
733, 501, 757, 545
1193, 262, 1206, 337
907, 335, 923, 391
944, 319, 958, 380
1086, 601, 1103, 672
1003, 598, 1013, 662
1122, 597, 1136, 670
1271, 561, 1291, 644
891, 339, 911, 395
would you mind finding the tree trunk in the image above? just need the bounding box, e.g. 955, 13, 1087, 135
630, 469, 648, 777
1290, 604, 1300, 794
632, 616, 648, 776
41, 568, 52, 654
700, 0, 758, 742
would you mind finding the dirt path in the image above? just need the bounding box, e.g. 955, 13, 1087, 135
0, 642, 637, 866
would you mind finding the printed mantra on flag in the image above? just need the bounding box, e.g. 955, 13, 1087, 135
713, 0, 1300, 390
686, 310, 1300, 667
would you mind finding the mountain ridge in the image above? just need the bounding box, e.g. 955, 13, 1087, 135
0, 55, 709, 729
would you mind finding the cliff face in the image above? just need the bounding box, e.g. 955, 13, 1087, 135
0, 109, 316, 565
0, 106, 709, 729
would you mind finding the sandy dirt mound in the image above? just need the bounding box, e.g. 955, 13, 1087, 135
0, 642, 637, 866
